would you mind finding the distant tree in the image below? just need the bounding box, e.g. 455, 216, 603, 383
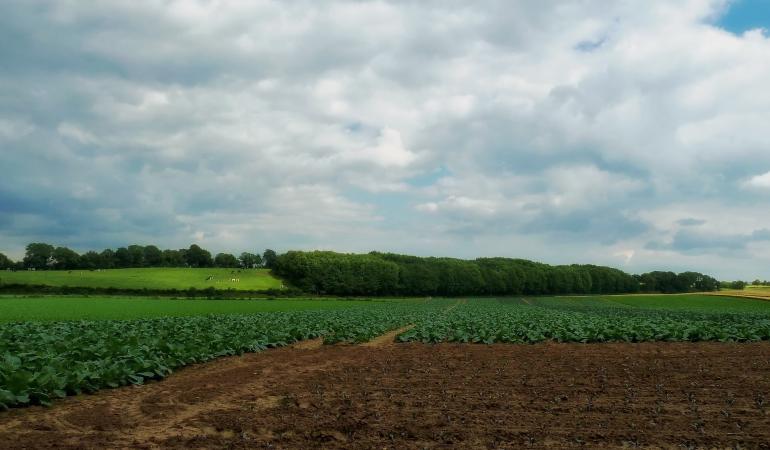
0, 252, 13, 269
239, 252, 262, 268
79, 251, 102, 270
23, 243, 55, 270
99, 249, 116, 269
127, 245, 145, 267
733, 280, 747, 290
52, 246, 80, 270
262, 249, 278, 269
114, 247, 131, 268
753, 279, 762, 286
214, 253, 239, 268
178, 248, 189, 266
161, 249, 186, 267
143, 245, 163, 267
185, 244, 213, 268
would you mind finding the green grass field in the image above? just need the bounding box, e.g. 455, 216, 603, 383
0, 296, 380, 322
0, 268, 283, 290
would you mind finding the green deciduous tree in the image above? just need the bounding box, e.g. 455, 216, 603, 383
52, 246, 80, 270
127, 245, 145, 267
262, 249, 278, 269
143, 245, 163, 267
239, 252, 262, 268
23, 243, 55, 270
79, 251, 102, 270
0, 252, 13, 269
99, 249, 116, 269
274, 251, 653, 297
214, 253, 240, 268
185, 244, 213, 268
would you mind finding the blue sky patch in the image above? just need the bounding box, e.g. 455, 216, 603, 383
716, 0, 770, 34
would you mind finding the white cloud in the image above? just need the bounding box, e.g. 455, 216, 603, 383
355, 127, 416, 168
744, 171, 770, 190
1, 0, 770, 278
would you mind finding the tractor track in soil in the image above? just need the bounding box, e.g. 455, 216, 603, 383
2, 342, 770, 449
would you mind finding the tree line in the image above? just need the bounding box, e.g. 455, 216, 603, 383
0, 243, 278, 271
0, 245, 727, 296
272, 251, 721, 296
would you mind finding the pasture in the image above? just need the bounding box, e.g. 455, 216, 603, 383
0, 267, 283, 291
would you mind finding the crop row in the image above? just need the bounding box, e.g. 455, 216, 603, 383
0, 302, 448, 409
4, 297, 770, 409
398, 301, 770, 344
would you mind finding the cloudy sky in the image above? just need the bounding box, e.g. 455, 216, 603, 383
1, 0, 769, 279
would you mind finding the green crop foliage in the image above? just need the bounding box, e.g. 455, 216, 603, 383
0, 300, 451, 409
398, 296, 770, 344
3, 295, 770, 409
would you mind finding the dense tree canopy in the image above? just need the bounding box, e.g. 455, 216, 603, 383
214, 253, 240, 268
143, 245, 163, 267
0, 252, 13, 269
12, 243, 268, 270
8, 243, 722, 297
637, 271, 720, 293
262, 249, 278, 269
51, 246, 80, 270
723, 280, 747, 290
274, 251, 719, 297
183, 245, 213, 268
239, 252, 262, 269
23, 243, 55, 270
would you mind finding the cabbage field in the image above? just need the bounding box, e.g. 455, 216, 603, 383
0, 301, 441, 409
400, 297, 770, 343
2, 294, 770, 409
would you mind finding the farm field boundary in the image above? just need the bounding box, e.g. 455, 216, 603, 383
0, 283, 301, 298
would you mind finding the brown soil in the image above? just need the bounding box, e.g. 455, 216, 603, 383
2, 342, 770, 449
291, 336, 325, 350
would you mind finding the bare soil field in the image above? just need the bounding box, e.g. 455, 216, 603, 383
2, 342, 770, 449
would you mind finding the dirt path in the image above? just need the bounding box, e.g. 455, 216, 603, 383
291, 336, 324, 350
2, 342, 770, 449
360, 325, 415, 347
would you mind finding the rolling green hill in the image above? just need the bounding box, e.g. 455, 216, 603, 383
0, 268, 283, 291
